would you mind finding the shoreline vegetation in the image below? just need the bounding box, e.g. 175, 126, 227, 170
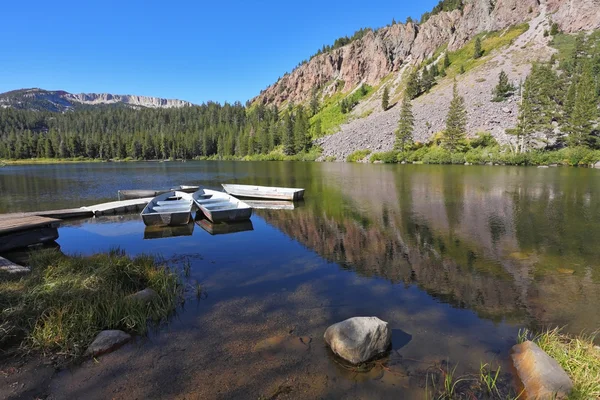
423, 329, 600, 400
0, 249, 183, 358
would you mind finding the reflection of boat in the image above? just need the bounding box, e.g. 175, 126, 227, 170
195, 217, 254, 235
221, 184, 305, 201
119, 185, 199, 200
192, 189, 252, 223
143, 222, 195, 239
141, 191, 194, 226
244, 200, 296, 210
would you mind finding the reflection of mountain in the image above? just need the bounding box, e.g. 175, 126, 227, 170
261, 166, 600, 332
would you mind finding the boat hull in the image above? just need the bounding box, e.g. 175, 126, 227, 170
192, 189, 253, 223
221, 184, 304, 201
140, 191, 194, 227
120, 185, 199, 200
141, 211, 191, 227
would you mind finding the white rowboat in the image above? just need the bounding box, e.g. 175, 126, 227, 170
140, 191, 194, 226
221, 184, 304, 201
192, 189, 253, 223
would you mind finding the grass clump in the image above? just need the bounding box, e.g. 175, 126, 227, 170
445, 24, 529, 77
346, 149, 372, 162
424, 361, 522, 399
521, 328, 600, 399
0, 248, 182, 357
310, 84, 374, 137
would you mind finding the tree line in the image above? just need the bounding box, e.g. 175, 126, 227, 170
0, 101, 313, 160
393, 32, 600, 155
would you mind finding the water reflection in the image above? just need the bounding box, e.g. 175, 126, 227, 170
257, 165, 600, 334
2, 162, 600, 398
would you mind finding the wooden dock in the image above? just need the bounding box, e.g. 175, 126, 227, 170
82, 198, 152, 216
0, 208, 93, 221
0, 255, 30, 274
0, 216, 61, 253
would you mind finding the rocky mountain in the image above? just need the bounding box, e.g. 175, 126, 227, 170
255, 0, 600, 107
252, 0, 600, 161
0, 88, 193, 112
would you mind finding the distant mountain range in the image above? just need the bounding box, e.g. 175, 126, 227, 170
0, 88, 193, 112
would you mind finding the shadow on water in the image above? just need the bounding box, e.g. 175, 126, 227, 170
2, 161, 600, 398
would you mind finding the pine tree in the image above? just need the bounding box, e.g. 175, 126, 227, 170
444, 52, 451, 69
567, 63, 599, 148
283, 108, 295, 155
309, 92, 319, 116
395, 95, 414, 152
492, 70, 515, 102
473, 37, 483, 59
294, 106, 310, 153
421, 67, 434, 92
381, 86, 390, 111
443, 80, 468, 151
405, 70, 422, 100
508, 64, 560, 152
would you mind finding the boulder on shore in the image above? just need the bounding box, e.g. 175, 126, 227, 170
511, 340, 573, 399
85, 330, 131, 357
127, 288, 158, 304
324, 316, 391, 364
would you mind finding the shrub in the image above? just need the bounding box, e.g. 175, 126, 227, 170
470, 132, 498, 148
422, 147, 452, 164
346, 149, 372, 162
370, 151, 398, 163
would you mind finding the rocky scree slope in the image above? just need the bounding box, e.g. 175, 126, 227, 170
253, 0, 600, 161
254, 0, 600, 108
317, 9, 555, 161
0, 88, 192, 112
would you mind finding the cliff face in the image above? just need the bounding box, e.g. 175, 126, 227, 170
254, 0, 600, 107
65, 92, 192, 108
0, 88, 192, 112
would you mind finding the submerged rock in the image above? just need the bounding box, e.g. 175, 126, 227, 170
324, 316, 391, 364
127, 288, 158, 304
511, 341, 573, 399
85, 330, 131, 357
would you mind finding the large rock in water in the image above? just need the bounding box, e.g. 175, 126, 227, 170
324, 317, 391, 364
511, 341, 573, 399
85, 330, 131, 357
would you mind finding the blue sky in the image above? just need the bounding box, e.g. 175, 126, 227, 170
1, 0, 439, 104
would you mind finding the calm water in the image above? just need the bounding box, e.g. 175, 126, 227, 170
1, 161, 599, 399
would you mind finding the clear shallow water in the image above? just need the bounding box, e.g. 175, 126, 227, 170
1, 161, 599, 398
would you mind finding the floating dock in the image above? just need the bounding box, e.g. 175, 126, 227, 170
82, 198, 153, 216
0, 216, 61, 253
0, 208, 93, 221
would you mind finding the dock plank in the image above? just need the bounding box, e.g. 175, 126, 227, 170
0, 256, 30, 274
0, 216, 61, 235
0, 208, 93, 221
83, 198, 152, 216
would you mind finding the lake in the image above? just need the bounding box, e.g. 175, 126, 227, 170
1, 161, 599, 399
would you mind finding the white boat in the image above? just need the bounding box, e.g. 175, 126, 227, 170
221, 184, 305, 201
192, 189, 253, 223
119, 185, 199, 200
140, 191, 195, 226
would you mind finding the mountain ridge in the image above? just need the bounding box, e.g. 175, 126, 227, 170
253, 0, 600, 108
0, 88, 193, 112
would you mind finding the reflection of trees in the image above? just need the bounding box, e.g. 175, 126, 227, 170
261, 205, 525, 323
261, 165, 600, 331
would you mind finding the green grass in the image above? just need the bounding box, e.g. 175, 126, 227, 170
346, 149, 372, 162
0, 249, 183, 357
521, 328, 600, 399
550, 33, 578, 63
310, 84, 374, 137
445, 24, 530, 77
